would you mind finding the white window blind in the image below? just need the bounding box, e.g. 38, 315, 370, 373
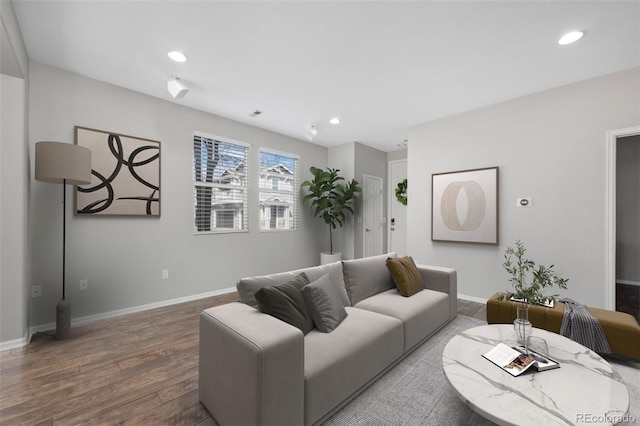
193, 134, 249, 233
259, 148, 299, 231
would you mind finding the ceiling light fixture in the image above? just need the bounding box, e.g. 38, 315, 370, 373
168, 50, 188, 63
329, 117, 341, 125
305, 126, 318, 142
167, 77, 189, 99
558, 31, 584, 45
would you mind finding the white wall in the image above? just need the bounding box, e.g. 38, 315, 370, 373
0, 0, 30, 348
408, 68, 640, 308
28, 63, 328, 327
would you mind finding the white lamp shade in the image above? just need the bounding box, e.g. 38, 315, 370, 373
35, 141, 92, 185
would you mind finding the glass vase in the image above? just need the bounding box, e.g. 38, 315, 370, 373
513, 306, 532, 345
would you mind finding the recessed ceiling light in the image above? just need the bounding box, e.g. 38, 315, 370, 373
329, 117, 341, 125
168, 50, 188, 63
558, 31, 584, 45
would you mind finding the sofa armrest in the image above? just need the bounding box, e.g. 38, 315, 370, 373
416, 264, 457, 320
199, 302, 304, 426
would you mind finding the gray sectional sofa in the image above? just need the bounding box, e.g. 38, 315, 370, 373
199, 253, 457, 426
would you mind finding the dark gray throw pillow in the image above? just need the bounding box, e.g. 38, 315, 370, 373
254, 273, 314, 335
302, 274, 348, 333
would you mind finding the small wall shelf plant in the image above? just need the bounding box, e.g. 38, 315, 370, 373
499, 240, 569, 307
301, 166, 361, 255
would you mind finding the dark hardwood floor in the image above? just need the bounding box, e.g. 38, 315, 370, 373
0, 293, 486, 426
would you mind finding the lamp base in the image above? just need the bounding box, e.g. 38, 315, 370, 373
56, 299, 71, 340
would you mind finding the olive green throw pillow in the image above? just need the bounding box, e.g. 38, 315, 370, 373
385, 256, 425, 297
254, 273, 315, 334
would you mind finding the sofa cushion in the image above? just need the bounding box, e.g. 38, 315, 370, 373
237, 261, 350, 308
254, 273, 314, 334
355, 288, 450, 352
386, 256, 424, 297
342, 252, 397, 305
303, 307, 404, 425
302, 274, 348, 333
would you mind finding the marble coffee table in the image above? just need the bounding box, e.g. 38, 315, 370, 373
442, 324, 630, 426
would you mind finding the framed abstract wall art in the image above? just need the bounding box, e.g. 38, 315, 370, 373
432, 166, 498, 244
75, 126, 161, 216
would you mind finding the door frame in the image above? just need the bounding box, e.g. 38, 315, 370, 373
605, 125, 640, 310
388, 159, 407, 255
362, 174, 384, 257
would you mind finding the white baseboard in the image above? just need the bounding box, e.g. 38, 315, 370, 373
616, 280, 640, 287
0, 332, 32, 352
457, 293, 488, 304
26, 287, 237, 345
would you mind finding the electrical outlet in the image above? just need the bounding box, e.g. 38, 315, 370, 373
31, 286, 42, 298
162, 269, 169, 279
79, 279, 88, 291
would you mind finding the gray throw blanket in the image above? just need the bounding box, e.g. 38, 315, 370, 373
560, 298, 611, 354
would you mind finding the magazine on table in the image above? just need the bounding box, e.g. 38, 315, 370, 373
483, 343, 560, 376
513, 345, 560, 372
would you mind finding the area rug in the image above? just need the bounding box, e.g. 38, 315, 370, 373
323, 315, 640, 426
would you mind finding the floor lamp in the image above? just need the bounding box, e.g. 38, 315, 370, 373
35, 141, 92, 340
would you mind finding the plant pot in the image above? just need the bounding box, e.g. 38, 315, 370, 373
320, 252, 342, 265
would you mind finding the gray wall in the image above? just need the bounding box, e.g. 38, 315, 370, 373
0, 0, 30, 346
408, 68, 640, 308
28, 62, 328, 327
354, 142, 388, 258
326, 141, 388, 259
617, 135, 640, 284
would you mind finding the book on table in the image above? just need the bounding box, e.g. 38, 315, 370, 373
483, 343, 560, 376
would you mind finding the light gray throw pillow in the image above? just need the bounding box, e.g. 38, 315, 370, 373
342, 252, 397, 305
302, 274, 348, 333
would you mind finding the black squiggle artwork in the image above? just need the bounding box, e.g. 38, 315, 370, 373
75, 127, 161, 216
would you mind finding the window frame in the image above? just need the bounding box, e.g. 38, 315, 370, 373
258, 147, 300, 232
193, 132, 250, 235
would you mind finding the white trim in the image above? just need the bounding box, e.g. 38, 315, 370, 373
25, 287, 237, 346
0, 331, 32, 352
458, 293, 488, 304
605, 126, 640, 310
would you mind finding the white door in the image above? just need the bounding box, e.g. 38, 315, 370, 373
389, 160, 407, 256
363, 174, 384, 257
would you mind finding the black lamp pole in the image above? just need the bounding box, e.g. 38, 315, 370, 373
56, 179, 71, 339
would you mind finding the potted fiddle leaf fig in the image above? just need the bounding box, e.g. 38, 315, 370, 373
301, 166, 361, 263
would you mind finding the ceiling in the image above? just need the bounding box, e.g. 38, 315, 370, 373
11, 1, 640, 152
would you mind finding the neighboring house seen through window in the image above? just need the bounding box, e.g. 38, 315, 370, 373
193, 133, 249, 233
259, 148, 299, 231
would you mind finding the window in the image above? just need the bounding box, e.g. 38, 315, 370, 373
259, 148, 299, 231
193, 134, 249, 233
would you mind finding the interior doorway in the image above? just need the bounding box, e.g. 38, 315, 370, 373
363, 174, 384, 257
388, 160, 407, 256
606, 126, 640, 320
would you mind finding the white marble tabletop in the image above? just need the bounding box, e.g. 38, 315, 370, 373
442, 325, 630, 426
